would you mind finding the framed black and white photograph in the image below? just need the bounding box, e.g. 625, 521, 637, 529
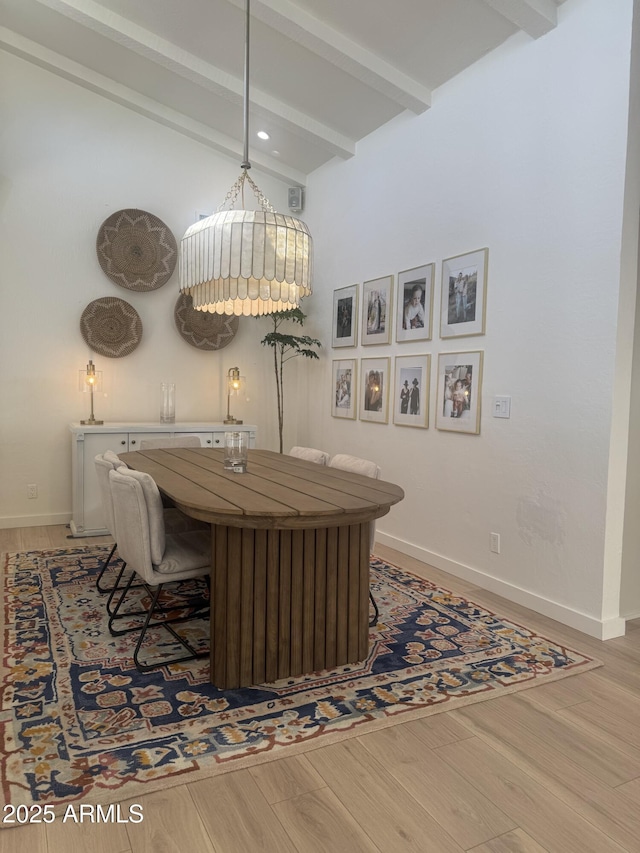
360, 357, 390, 424
361, 275, 393, 345
332, 359, 357, 419
332, 284, 358, 348
440, 248, 488, 339
393, 354, 430, 428
395, 264, 434, 343
436, 350, 483, 434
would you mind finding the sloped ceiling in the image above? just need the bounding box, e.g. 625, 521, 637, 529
0, 0, 566, 185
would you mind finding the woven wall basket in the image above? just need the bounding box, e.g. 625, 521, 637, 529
96, 209, 177, 292
174, 293, 239, 350
80, 297, 143, 358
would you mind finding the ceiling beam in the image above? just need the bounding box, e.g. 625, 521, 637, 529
481, 0, 557, 39
0, 26, 308, 186
31, 0, 356, 160
225, 0, 431, 114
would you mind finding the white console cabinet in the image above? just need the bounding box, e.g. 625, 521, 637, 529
69, 422, 257, 536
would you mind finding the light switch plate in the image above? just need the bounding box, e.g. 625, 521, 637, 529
493, 396, 511, 418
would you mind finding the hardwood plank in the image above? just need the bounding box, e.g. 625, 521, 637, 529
403, 712, 476, 749
0, 527, 25, 551
616, 777, 640, 804
45, 808, 130, 853
457, 692, 640, 787
557, 698, 640, 750
0, 823, 47, 853
307, 738, 465, 852
358, 724, 517, 848
336, 526, 349, 664
313, 527, 327, 671
468, 828, 550, 853
452, 694, 640, 850
438, 736, 628, 853
123, 786, 214, 853
252, 529, 267, 684
324, 527, 338, 669
225, 525, 243, 688
265, 529, 280, 681
358, 522, 370, 659
302, 528, 315, 674
272, 788, 381, 853
290, 529, 304, 676
179, 450, 346, 516
189, 770, 297, 853
239, 527, 255, 686
250, 449, 404, 500
118, 452, 243, 515
277, 529, 293, 679
346, 524, 361, 662
522, 675, 596, 711
211, 524, 229, 687
249, 754, 326, 804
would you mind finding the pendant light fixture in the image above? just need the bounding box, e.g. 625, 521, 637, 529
179, 0, 313, 317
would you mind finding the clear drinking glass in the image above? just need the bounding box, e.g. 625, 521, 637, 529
224, 431, 248, 472
160, 382, 176, 423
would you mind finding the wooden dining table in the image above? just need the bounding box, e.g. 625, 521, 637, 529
118, 447, 404, 689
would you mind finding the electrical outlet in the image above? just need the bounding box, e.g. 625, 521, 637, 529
27, 483, 38, 499
490, 532, 500, 553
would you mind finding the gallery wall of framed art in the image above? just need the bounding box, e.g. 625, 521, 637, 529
329, 249, 488, 432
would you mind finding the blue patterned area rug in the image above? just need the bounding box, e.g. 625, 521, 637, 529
1, 546, 600, 812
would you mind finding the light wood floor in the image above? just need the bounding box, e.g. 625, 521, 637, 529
1, 524, 639, 853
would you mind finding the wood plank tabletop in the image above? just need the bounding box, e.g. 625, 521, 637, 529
118, 448, 404, 530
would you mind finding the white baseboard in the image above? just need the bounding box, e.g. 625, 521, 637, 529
376, 532, 626, 641
0, 512, 71, 530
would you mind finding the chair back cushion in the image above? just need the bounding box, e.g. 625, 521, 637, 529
109, 468, 155, 580
94, 455, 116, 536
139, 436, 201, 450
103, 449, 124, 467
329, 453, 381, 479
329, 453, 380, 555
114, 468, 166, 564
289, 446, 330, 465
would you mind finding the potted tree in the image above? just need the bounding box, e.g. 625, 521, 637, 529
257, 308, 321, 453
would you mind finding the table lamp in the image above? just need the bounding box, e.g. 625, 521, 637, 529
79, 359, 103, 425
224, 366, 244, 425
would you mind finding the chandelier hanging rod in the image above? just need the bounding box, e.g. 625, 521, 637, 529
242, 0, 251, 171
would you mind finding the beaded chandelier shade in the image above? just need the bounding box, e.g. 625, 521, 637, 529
179, 1, 313, 317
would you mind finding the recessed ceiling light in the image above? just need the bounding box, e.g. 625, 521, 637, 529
257, 130, 270, 140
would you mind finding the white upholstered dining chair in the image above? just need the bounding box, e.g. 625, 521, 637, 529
289, 446, 330, 465
328, 453, 382, 626
108, 466, 211, 672
94, 450, 128, 595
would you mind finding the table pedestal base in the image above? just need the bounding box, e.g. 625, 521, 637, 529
209, 522, 371, 689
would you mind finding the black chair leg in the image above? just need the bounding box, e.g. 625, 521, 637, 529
96, 542, 118, 593
133, 583, 209, 672
369, 590, 379, 627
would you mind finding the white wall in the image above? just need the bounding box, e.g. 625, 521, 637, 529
0, 49, 302, 527
302, 0, 635, 638
619, 0, 640, 620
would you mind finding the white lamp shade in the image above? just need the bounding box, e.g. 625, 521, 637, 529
179, 209, 313, 316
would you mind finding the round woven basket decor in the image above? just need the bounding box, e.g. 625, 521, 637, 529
96, 209, 177, 291
80, 297, 143, 358
174, 293, 239, 350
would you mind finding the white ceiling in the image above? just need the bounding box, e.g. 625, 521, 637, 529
0, 0, 567, 185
